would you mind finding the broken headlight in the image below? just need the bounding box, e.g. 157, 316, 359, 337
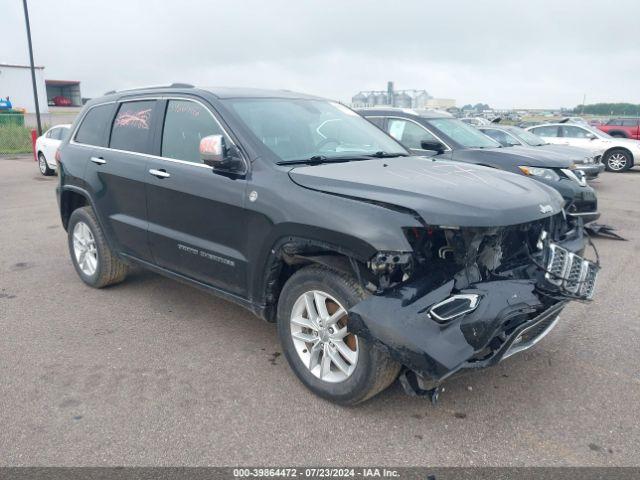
518, 166, 560, 182
368, 251, 414, 285
561, 168, 587, 186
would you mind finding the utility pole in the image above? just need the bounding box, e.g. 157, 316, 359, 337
22, 0, 42, 135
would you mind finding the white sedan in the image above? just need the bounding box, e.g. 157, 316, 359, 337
35, 124, 71, 176
526, 122, 640, 172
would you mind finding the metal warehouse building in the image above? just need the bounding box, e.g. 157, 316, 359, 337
0, 63, 49, 113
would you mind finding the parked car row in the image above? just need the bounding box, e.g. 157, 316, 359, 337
477, 124, 604, 179
53, 85, 600, 405
358, 108, 599, 221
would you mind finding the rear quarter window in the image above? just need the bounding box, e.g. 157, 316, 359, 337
74, 104, 115, 146
110, 100, 156, 154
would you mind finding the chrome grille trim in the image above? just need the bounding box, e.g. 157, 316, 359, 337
544, 243, 599, 299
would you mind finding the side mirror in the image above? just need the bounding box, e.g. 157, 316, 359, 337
200, 135, 243, 172
421, 139, 446, 154
585, 133, 596, 140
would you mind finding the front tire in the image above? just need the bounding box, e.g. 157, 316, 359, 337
277, 265, 400, 405
604, 149, 632, 172
67, 207, 128, 288
38, 153, 54, 176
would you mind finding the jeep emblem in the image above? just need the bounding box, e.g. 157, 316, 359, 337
539, 204, 553, 214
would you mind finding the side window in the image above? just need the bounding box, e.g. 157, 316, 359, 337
46, 128, 59, 139
75, 104, 114, 147
483, 129, 519, 146
607, 119, 622, 126
622, 119, 638, 126
530, 126, 559, 138
110, 100, 156, 154
161, 100, 224, 163
386, 118, 437, 150
60, 127, 71, 141
560, 126, 590, 138
366, 116, 385, 129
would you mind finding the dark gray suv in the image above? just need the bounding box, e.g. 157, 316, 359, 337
56, 85, 599, 404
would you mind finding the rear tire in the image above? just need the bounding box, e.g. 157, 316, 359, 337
604, 149, 632, 172
67, 206, 128, 288
38, 153, 54, 176
277, 264, 400, 405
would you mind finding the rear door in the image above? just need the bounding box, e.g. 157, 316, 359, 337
79, 99, 160, 261
145, 98, 249, 296
529, 125, 561, 144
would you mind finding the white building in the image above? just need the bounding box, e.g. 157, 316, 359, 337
426, 98, 456, 109
0, 63, 49, 113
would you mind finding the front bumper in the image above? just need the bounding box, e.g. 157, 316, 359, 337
347, 234, 597, 388
552, 178, 599, 222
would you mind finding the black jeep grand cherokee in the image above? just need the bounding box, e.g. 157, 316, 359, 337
57, 85, 599, 405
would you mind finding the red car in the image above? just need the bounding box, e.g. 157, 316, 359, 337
52, 96, 72, 107
598, 118, 640, 139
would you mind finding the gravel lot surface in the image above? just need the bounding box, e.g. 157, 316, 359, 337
1, 155, 639, 466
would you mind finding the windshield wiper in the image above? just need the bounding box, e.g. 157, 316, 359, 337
366, 151, 410, 158
276, 155, 370, 166
276, 151, 409, 166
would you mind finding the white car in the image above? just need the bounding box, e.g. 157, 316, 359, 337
526, 122, 640, 173
35, 124, 71, 176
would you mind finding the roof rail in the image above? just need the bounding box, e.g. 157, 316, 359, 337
103, 83, 195, 95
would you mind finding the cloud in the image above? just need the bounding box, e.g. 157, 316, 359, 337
2, 0, 638, 108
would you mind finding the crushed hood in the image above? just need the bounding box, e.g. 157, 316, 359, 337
288, 157, 565, 227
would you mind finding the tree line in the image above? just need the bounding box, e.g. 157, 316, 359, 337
574, 103, 640, 116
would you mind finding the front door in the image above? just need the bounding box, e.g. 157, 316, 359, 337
145, 98, 249, 296
384, 117, 443, 156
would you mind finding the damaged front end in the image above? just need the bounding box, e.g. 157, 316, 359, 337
347, 213, 599, 397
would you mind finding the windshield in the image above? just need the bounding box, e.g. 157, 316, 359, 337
427, 118, 501, 148
224, 98, 407, 162
510, 127, 546, 146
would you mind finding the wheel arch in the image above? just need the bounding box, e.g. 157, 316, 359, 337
59, 186, 97, 230
258, 236, 375, 323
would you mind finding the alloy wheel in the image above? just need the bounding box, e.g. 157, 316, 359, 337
72, 221, 98, 276
289, 290, 359, 383
38, 154, 47, 174
607, 152, 628, 171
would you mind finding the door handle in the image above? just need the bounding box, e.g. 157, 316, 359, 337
149, 168, 170, 179
90, 156, 106, 165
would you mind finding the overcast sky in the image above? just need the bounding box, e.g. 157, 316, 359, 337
2, 0, 638, 109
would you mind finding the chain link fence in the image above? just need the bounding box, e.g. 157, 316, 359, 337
0, 110, 79, 156
0, 113, 33, 155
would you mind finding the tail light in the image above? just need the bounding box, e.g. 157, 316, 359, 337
55, 148, 61, 164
